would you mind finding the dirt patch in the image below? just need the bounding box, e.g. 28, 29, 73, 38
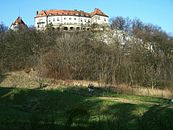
98, 97, 160, 106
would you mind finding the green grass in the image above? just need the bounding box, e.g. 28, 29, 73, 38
0, 86, 172, 130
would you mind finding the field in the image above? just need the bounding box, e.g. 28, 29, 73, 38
0, 86, 173, 130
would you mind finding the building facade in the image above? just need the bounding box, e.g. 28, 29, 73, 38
35, 8, 109, 31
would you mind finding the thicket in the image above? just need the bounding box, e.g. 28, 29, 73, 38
0, 17, 173, 89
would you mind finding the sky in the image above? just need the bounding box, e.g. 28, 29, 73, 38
0, 0, 172, 34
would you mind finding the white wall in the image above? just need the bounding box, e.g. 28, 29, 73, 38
48, 16, 62, 25
91, 15, 109, 25
61, 16, 79, 25
79, 17, 91, 25
35, 16, 47, 30
45, 15, 92, 27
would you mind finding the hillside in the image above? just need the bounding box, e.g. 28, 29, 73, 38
1, 22, 173, 89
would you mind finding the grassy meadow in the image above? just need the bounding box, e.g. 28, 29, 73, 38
0, 86, 173, 130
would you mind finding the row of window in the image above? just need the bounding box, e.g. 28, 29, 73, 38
38, 17, 107, 23
93, 16, 107, 22
48, 17, 91, 23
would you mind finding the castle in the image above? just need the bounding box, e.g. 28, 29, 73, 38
35, 8, 109, 31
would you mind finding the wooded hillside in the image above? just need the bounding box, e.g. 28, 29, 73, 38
0, 17, 173, 89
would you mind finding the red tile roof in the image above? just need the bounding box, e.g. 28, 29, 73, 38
91, 8, 108, 17
35, 8, 108, 18
36, 10, 90, 17
12, 17, 27, 27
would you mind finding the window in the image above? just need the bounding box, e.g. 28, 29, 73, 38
84, 19, 87, 22
57, 18, 60, 21
64, 18, 67, 20
74, 18, 77, 20
53, 18, 55, 22
64, 27, 68, 30
69, 18, 72, 20
70, 27, 74, 30
81, 19, 83, 22
76, 27, 80, 30
98, 16, 100, 20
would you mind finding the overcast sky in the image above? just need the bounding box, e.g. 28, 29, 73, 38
0, 0, 172, 34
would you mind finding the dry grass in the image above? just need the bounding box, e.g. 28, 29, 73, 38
0, 70, 39, 88
0, 70, 100, 89
108, 84, 173, 99
0, 70, 173, 98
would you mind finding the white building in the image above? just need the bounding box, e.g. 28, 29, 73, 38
34, 8, 109, 31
